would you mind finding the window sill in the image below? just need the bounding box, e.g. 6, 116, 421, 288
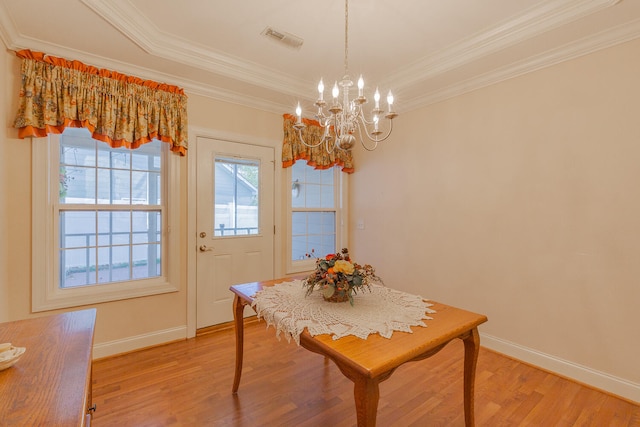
32, 279, 179, 312
286, 259, 317, 275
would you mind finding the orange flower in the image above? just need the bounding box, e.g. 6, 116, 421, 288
326, 254, 335, 260
327, 267, 335, 274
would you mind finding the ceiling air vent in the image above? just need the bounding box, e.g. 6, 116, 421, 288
261, 26, 304, 50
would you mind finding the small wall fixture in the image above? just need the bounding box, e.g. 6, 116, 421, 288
292, 179, 300, 198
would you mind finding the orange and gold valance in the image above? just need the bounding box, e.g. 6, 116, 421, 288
13, 50, 188, 155
282, 114, 354, 173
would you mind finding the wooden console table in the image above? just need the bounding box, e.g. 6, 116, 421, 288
230, 278, 488, 427
0, 308, 97, 426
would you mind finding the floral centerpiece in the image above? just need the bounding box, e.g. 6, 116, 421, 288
303, 248, 383, 305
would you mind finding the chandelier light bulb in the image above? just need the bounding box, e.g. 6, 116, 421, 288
374, 88, 380, 109
296, 103, 302, 122
387, 91, 394, 109
318, 79, 324, 100
332, 82, 340, 99
358, 75, 364, 97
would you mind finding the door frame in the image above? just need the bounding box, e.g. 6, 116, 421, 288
187, 126, 283, 338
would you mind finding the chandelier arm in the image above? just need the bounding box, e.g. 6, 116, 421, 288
296, 127, 326, 148
326, 134, 337, 153
323, 118, 337, 153
358, 116, 395, 145
353, 118, 379, 151
358, 112, 377, 126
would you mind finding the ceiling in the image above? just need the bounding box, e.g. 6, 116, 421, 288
1, 0, 639, 115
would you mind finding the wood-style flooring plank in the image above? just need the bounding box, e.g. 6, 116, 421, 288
91, 320, 640, 426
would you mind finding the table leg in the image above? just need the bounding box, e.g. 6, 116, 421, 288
354, 377, 380, 427
462, 327, 480, 427
232, 294, 246, 394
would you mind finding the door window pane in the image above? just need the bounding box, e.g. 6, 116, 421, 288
214, 157, 260, 236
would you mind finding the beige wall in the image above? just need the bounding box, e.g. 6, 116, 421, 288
0, 47, 18, 323
2, 35, 638, 398
350, 38, 640, 388
1, 50, 33, 324
0, 49, 282, 349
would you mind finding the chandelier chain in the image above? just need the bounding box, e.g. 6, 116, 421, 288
344, 0, 349, 76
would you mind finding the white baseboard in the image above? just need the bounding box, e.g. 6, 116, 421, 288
480, 333, 640, 404
93, 326, 188, 359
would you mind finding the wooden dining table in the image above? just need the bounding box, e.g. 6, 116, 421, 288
230, 278, 488, 427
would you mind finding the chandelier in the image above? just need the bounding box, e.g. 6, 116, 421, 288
293, 0, 398, 152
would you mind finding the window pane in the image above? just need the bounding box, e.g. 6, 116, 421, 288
96, 168, 112, 204
320, 231, 336, 256
100, 149, 131, 170
305, 167, 322, 184
133, 211, 161, 244
320, 185, 334, 208
290, 160, 334, 209
98, 246, 131, 283
307, 212, 323, 234
132, 171, 150, 204
60, 247, 97, 288
214, 157, 259, 236
61, 211, 96, 249
132, 141, 162, 171
305, 184, 322, 208
132, 244, 161, 279
110, 169, 132, 205
291, 212, 306, 235
98, 211, 131, 246
60, 129, 96, 167
57, 128, 163, 289
291, 211, 335, 261
292, 235, 309, 261
147, 172, 162, 205
61, 166, 95, 204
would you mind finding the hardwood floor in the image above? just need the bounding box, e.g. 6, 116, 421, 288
92, 319, 639, 426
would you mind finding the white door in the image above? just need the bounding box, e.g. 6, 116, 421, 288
196, 137, 275, 328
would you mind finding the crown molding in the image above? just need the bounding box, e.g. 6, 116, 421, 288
1, 0, 635, 116
0, 0, 291, 115
0, 1, 19, 50
401, 17, 640, 112
180, 82, 291, 114
382, 0, 623, 91
80, 0, 309, 98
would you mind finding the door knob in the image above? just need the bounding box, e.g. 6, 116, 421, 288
199, 245, 213, 252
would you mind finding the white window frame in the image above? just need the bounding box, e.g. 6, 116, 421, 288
285, 163, 349, 274
32, 134, 180, 312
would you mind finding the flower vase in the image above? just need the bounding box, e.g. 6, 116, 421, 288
323, 290, 349, 303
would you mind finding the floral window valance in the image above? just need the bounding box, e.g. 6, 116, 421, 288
13, 49, 188, 156
282, 114, 354, 173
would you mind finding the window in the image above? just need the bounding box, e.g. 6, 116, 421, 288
287, 160, 347, 273
32, 128, 179, 311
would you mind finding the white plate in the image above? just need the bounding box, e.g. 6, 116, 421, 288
0, 346, 26, 371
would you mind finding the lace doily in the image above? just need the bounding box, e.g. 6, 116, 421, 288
251, 280, 436, 345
